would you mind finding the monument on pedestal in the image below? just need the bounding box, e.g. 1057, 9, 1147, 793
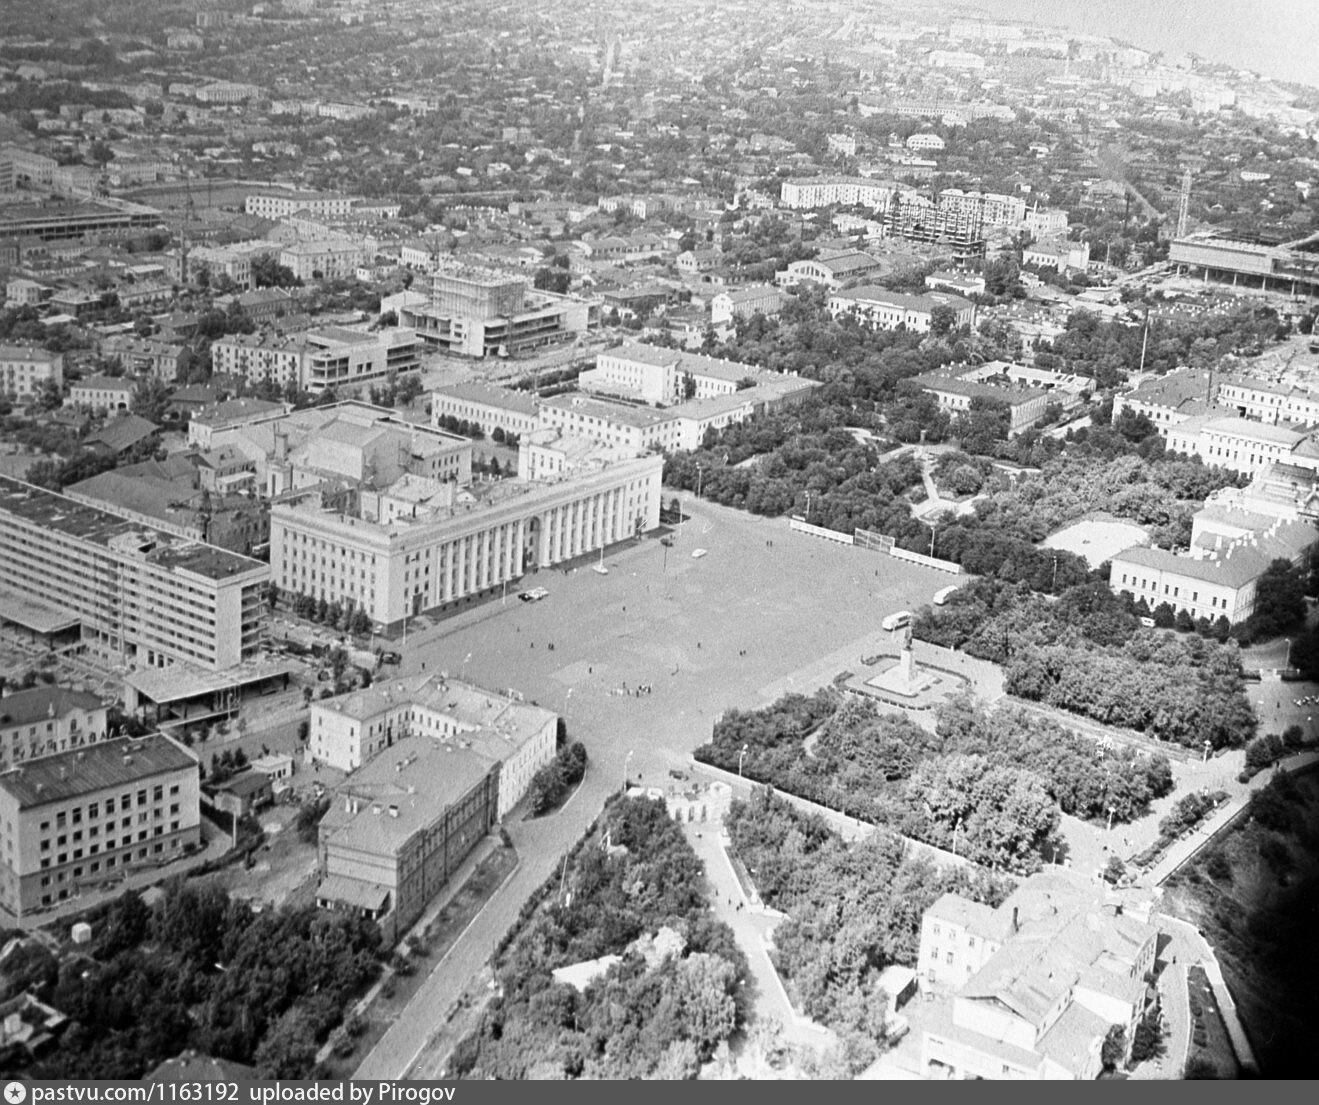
867, 621, 937, 698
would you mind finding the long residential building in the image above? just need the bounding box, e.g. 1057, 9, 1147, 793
828, 287, 976, 333
309, 674, 556, 819
779, 177, 898, 210
1165, 415, 1310, 477
0, 476, 269, 672
430, 381, 540, 441
269, 449, 662, 629
1110, 505, 1316, 624
0, 734, 201, 923
244, 191, 364, 220
210, 327, 422, 395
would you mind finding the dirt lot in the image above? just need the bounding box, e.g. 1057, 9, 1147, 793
193, 803, 319, 912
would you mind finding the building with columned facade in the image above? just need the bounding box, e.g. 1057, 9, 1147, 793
269, 444, 662, 630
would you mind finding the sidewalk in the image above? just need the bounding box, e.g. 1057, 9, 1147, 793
680, 821, 835, 1053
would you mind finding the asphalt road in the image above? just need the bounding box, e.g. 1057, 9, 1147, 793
352, 497, 955, 1078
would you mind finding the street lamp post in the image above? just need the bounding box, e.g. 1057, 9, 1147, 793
738, 743, 749, 778
1203, 740, 1212, 763
624, 748, 634, 791
695, 463, 704, 500
461, 652, 471, 681
1107, 806, 1116, 834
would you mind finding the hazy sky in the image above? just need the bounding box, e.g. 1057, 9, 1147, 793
959, 0, 1319, 88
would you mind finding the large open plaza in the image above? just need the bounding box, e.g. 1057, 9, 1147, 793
396, 499, 955, 790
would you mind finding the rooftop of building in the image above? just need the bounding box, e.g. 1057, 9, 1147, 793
71, 374, 134, 391
1173, 413, 1306, 445
432, 380, 540, 416
318, 735, 496, 858
65, 469, 199, 528
832, 286, 973, 312
190, 397, 287, 426
84, 413, 159, 453
1120, 367, 1213, 409
0, 685, 105, 728
806, 250, 884, 275
541, 392, 678, 429
0, 343, 60, 361
315, 674, 555, 757
0, 475, 266, 581
145, 1050, 258, 1083
0, 734, 196, 810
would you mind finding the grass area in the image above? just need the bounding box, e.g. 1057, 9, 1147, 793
318, 842, 518, 1077
1164, 771, 1319, 1077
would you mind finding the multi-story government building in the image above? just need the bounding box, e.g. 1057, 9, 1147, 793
0, 476, 269, 672
270, 444, 662, 630
0, 734, 201, 923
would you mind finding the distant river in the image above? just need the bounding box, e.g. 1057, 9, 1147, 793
957, 0, 1317, 89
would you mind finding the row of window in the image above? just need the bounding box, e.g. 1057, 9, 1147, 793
37, 838, 180, 903
1118, 574, 1222, 607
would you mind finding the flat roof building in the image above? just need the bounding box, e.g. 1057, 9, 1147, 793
315, 735, 499, 944
0, 476, 269, 673
309, 673, 555, 819
0, 734, 201, 924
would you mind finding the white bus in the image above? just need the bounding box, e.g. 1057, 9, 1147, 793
882, 610, 912, 632
932, 585, 961, 606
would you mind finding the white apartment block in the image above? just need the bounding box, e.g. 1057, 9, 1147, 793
279, 240, 366, 282
0, 734, 201, 922
245, 191, 363, 220
582, 342, 774, 407
1110, 507, 1315, 625
0, 476, 269, 673
67, 375, 134, 414
0, 686, 109, 771
211, 327, 422, 395
938, 189, 1027, 229
0, 345, 63, 402
779, 176, 896, 210
828, 287, 975, 332
1165, 415, 1308, 477
538, 394, 684, 454
309, 674, 556, 820
1217, 377, 1319, 426
430, 381, 540, 440
269, 452, 663, 628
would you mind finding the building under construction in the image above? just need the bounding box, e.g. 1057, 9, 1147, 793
884, 191, 986, 261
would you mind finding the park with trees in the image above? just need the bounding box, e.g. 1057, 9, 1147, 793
15, 882, 382, 1080
694, 688, 1175, 870
448, 794, 749, 1079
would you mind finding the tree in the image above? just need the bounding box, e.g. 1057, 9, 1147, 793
254, 1006, 318, 1078
131, 376, 172, 425
1102, 1024, 1126, 1071
33, 376, 63, 411
1248, 558, 1305, 639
